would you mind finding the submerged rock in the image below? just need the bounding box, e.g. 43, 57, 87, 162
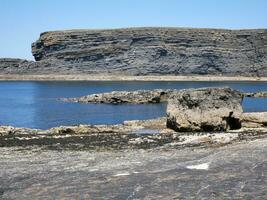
166, 87, 244, 132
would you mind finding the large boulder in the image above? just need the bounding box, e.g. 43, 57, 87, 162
166, 88, 244, 132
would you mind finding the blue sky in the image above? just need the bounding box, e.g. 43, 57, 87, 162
1, 0, 267, 60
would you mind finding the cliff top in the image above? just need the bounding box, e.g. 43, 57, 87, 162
39, 27, 267, 36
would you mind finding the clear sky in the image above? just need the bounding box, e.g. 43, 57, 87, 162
1, 0, 267, 60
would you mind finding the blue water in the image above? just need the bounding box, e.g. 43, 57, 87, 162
0, 81, 266, 129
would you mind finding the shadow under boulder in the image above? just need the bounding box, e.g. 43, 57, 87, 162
166, 87, 244, 132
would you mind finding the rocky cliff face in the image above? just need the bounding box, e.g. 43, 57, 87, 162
1, 28, 267, 76
30, 28, 267, 76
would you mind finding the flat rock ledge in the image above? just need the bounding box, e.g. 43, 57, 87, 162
1, 117, 267, 150
64, 89, 178, 104
63, 89, 267, 104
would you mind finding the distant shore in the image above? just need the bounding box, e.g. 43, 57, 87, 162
0, 74, 267, 81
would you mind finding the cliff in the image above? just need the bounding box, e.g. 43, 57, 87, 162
1, 28, 267, 76
0, 58, 33, 74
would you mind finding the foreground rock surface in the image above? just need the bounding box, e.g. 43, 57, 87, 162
1, 28, 267, 76
1, 113, 267, 199
1, 137, 267, 199
167, 88, 244, 132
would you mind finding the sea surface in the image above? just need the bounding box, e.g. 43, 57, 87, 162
0, 81, 266, 129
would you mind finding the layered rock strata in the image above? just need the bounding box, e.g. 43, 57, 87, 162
1, 28, 267, 76
0, 58, 33, 74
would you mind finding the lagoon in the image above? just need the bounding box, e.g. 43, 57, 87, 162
0, 81, 266, 129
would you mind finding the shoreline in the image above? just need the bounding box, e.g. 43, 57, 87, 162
0, 74, 267, 81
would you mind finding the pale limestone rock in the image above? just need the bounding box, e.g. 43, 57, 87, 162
241, 112, 267, 128
166, 87, 244, 132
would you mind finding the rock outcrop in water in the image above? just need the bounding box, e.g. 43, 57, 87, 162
64, 87, 267, 132
245, 91, 267, 98
1, 28, 267, 76
65, 88, 267, 105
65, 89, 178, 104
1, 88, 267, 148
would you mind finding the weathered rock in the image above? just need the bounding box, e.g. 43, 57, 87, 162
0, 117, 168, 137
1, 28, 267, 76
1, 116, 267, 149
0, 58, 34, 74
166, 87, 244, 132
65, 89, 177, 104
29, 28, 267, 76
65, 88, 267, 105
63, 87, 267, 132
123, 117, 167, 129
241, 112, 267, 128
0, 126, 38, 136
2, 137, 267, 199
1, 124, 266, 150
49, 124, 137, 135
